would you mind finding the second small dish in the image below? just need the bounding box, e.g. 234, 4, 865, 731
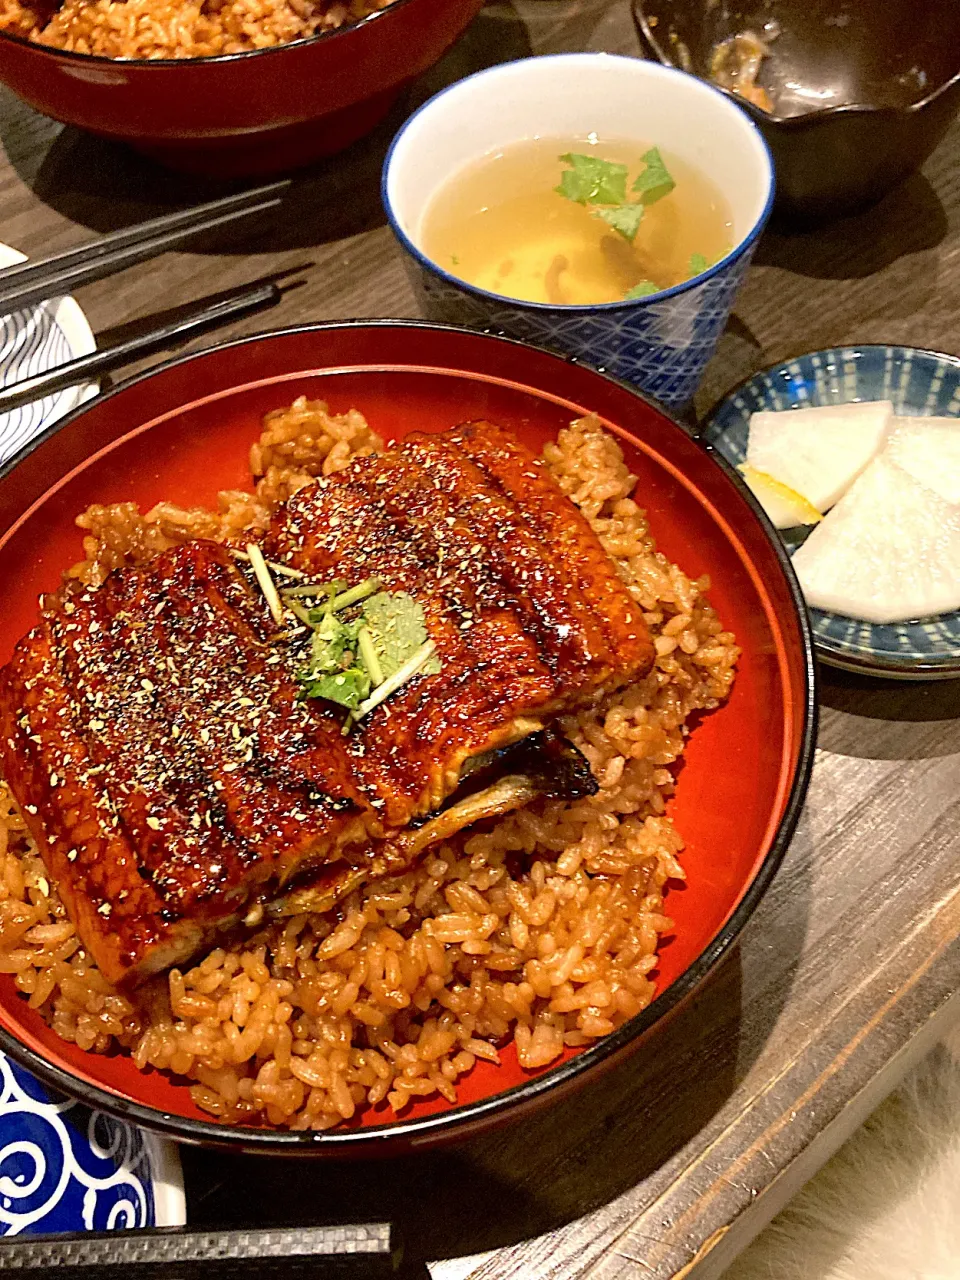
704, 344, 960, 680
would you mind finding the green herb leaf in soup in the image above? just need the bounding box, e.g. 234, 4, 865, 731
624, 280, 660, 299
555, 153, 628, 206
596, 203, 646, 243
362, 591, 442, 678
419, 137, 733, 307
632, 147, 676, 206
688, 252, 710, 275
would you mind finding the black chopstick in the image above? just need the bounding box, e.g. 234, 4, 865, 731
0, 276, 295, 414
0, 180, 289, 316
0, 1221, 399, 1276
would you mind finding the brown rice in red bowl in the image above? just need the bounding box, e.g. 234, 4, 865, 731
0, 322, 815, 1153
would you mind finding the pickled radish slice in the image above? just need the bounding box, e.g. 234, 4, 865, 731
738, 464, 823, 529
792, 454, 960, 624
747, 400, 892, 512
885, 416, 960, 505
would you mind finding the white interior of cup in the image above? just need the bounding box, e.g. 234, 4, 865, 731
384, 52, 774, 286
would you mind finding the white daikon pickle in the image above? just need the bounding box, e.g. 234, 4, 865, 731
885, 416, 960, 505
738, 464, 822, 529
792, 453, 960, 624
747, 400, 892, 512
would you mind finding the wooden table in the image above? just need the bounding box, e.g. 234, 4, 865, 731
2, 2, 960, 1276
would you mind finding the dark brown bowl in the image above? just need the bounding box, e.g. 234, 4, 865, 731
0, 0, 484, 177
632, 0, 960, 223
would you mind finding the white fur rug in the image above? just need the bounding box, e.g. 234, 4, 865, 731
721, 1024, 960, 1280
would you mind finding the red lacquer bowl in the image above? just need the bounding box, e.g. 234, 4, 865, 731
0, 322, 816, 1156
0, 0, 483, 176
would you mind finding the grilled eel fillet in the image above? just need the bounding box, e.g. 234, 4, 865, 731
0, 420, 653, 985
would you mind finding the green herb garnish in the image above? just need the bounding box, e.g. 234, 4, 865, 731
689, 252, 710, 275
555, 149, 677, 247
294, 581, 441, 718
554, 150, 682, 303
296, 612, 369, 707
555, 153, 628, 206
309, 611, 363, 670
361, 591, 441, 680
595, 204, 646, 242
298, 666, 371, 710
631, 147, 676, 206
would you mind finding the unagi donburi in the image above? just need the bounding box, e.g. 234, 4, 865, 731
0, 404, 738, 1129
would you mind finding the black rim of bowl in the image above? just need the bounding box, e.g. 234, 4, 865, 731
630, 0, 960, 124
0, 0, 423, 68
0, 319, 819, 1152
702, 341, 960, 681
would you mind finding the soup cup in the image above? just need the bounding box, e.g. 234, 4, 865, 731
382, 53, 774, 407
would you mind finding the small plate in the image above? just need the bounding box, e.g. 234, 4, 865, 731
0, 243, 97, 465
702, 344, 960, 680
0, 1050, 184, 1235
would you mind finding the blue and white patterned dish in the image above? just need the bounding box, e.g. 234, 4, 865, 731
0, 1051, 183, 1235
383, 54, 774, 408
703, 344, 960, 680
0, 243, 97, 466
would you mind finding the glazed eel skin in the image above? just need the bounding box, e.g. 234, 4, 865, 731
0, 420, 654, 985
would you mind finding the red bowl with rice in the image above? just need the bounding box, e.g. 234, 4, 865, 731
0, 0, 484, 176
0, 321, 816, 1155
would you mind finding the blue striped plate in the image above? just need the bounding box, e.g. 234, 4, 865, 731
702, 345, 960, 680
0, 243, 96, 465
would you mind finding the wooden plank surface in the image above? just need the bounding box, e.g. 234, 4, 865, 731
1, 1, 960, 1276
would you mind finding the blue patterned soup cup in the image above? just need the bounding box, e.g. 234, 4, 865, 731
0, 1051, 183, 1236
382, 53, 775, 408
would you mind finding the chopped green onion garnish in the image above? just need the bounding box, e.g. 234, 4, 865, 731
231, 548, 306, 580
287, 600, 316, 628
328, 577, 382, 612
245, 543, 284, 625
354, 639, 438, 721
280, 579, 349, 598
357, 626, 384, 686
